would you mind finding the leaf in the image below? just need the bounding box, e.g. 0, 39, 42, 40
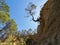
0, 11, 10, 23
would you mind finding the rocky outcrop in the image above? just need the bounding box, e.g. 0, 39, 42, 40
35, 0, 60, 45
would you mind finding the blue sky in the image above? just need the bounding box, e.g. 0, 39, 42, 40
5, 0, 47, 31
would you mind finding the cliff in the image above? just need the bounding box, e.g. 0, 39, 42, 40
35, 0, 60, 45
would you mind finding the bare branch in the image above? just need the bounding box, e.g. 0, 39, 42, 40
25, 2, 39, 22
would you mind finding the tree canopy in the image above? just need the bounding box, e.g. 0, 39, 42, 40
25, 2, 39, 22
0, 0, 18, 42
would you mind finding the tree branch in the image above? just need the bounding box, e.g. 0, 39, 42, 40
31, 15, 39, 22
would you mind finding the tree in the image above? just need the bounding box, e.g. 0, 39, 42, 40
0, 0, 9, 12
0, 0, 10, 22
0, 0, 10, 29
9, 19, 17, 33
0, 0, 18, 42
25, 2, 39, 22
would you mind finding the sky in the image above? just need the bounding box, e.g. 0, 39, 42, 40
5, 0, 47, 31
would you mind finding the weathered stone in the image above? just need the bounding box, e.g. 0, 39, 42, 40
34, 0, 60, 45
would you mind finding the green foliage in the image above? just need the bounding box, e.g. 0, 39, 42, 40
0, 11, 10, 23
0, 0, 18, 43
0, 1, 36, 45
9, 19, 17, 34
0, 0, 10, 23
0, 0, 17, 32
0, 0, 9, 12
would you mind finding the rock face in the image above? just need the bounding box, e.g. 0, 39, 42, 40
36, 0, 60, 45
